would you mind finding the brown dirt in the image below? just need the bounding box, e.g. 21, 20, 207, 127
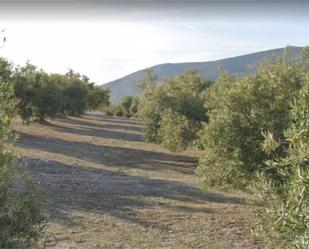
13, 114, 263, 249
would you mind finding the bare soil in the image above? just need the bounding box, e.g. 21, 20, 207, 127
13, 114, 263, 249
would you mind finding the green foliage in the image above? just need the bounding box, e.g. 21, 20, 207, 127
129, 97, 139, 116
254, 81, 309, 248
104, 96, 139, 118
11, 63, 110, 123
0, 75, 45, 248
118, 96, 139, 117
34, 75, 62, 120
196, 52, 309, 248
119, 96, 135, 117
103, 104, 122, 117
61, 70, 89, 117
158, 109, 201, 152
196, 59, 307, 190
135, 69, 157, 92
0, 57, 13, 83
86, 83, 110, 111
110, 105, 124, 117
302, 46, 309, 70
13, 63, 42, 123
138, 69, 211, 151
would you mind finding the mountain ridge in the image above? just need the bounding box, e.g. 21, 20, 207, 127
102, 46, 304, 103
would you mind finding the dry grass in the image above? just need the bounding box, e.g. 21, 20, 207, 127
12, 114, 263, 249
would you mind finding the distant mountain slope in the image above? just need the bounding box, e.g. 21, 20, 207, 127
102, 47, 303, 103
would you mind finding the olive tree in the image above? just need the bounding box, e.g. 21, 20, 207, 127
196, 55, 309, 248
138, 69, 211, 151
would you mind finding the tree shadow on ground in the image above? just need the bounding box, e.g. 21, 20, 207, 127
48, 123, 144, 142
17, 133, 197, 174
23, 158, 249, 230
57, 117, 142, 132
83, 114, 142, 125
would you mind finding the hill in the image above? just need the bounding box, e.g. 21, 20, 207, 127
102, 47, 303, 103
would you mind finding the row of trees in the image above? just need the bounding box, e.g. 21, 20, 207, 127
137, 47, 309, 248
105, 95, 139, 117
196, 56, 309, 248
0, 62, 45, 248
0, 57, 110, 247
1, 58, 110, 124
106, 69, 211, 152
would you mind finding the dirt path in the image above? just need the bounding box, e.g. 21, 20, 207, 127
13, 114, 262, 249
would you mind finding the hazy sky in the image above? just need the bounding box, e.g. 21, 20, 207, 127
0, 1, 308, 85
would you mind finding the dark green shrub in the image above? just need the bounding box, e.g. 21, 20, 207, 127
61, 71, 89, 117
118, 96, 134, 117
113, 106, 124, 117
104, 96, 139, 118
86, 83, 110, 111
12, 63, 38, 123
13, 63, 62, 122
104, 108, 114, 116
33, 76, 62, 121
12, 64, 110, 122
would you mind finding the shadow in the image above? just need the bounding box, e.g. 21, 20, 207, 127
52, 124, 143, 142
15, 113, 262, 241
23, 158, 248, 230
60, 117, 142, 131
83, 114, 142, 126
17, 133, 196, 174
34, 116, 143, 142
